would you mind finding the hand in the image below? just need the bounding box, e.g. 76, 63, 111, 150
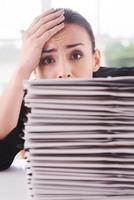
18, 9, 64, 76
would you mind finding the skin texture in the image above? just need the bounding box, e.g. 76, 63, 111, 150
34, 23, 101, 79
18, 8, 65, 76
0, 9, 66, 139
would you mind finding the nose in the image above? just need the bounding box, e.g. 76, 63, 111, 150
56, 62, 72, 79
58, 73, 72, 78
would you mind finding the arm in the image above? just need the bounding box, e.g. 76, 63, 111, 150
0, 8, 64, 140
0, 100, 26, 171
0, 69, 30, 140
0, 9, 64, 170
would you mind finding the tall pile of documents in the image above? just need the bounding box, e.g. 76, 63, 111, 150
24, 77, 134, 200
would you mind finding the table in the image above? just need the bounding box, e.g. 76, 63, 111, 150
0, 159, 27, 200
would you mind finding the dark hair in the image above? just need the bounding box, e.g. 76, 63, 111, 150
63, 8, 95, 53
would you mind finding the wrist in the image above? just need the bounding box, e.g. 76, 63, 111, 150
15, 65, 32, 80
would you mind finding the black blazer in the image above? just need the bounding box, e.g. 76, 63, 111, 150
93, 66, 134, 77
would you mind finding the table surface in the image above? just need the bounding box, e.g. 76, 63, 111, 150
0, 159, 27, 200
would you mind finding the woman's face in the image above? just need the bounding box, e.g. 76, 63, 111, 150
35, 23, 101, 79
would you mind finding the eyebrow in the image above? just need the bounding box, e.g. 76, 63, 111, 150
43, 43, 84, 53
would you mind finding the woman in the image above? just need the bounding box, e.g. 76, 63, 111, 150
0, 8, 101, 171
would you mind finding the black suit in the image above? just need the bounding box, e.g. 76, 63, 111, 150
94, 66, 134, 77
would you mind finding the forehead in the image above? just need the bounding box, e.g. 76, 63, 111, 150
44, 23, 91, 49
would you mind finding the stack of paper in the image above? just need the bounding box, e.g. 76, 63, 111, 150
24, 77, 134, 200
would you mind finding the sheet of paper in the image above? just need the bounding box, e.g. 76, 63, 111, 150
24, 77, 134, 199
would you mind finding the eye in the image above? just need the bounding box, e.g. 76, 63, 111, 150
70, 50, 83, 61
40, 56, 55, 65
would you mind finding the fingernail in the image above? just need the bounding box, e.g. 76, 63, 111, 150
55, 8, 64, 12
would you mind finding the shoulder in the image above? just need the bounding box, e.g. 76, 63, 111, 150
93, 66, 134, 77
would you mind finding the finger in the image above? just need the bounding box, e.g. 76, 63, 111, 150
39, 8, 63, 19
29, 9, 64, 35
40, 8, 55, 18
27, 8, 55, 31
38, 22, 64, 45
32, 15, 65, 39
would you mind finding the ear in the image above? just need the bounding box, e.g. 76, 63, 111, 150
93, 49, 101, 72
